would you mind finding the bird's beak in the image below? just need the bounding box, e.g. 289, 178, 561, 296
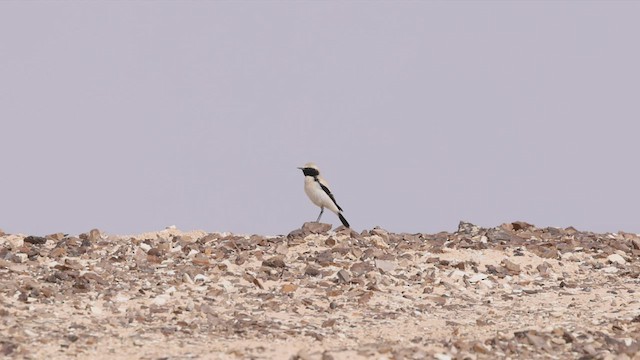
297, 167, 303, 170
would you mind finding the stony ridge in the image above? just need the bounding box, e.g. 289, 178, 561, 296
1, 222, 639, 359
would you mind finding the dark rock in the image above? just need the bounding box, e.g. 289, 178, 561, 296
302, 222, 332, 234
337, 269, 351, 283
24, 236, 47, 245
304, 265, 321, 277
1, 341, 17, 356
322, 351, 335, 360
511, 221, 534, 231
262, 256, 286, 268
350, 262, 373, 276
315, 250, 334, 266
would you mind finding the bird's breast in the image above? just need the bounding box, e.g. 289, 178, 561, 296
303, 178, 324, 206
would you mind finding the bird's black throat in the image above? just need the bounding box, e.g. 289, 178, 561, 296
301, 167, 320, 177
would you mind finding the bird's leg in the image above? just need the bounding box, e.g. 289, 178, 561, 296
316, 207, 324, 222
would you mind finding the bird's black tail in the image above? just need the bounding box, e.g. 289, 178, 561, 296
338, 212, 350, 228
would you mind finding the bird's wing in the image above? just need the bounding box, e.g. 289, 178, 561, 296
315, 176, 343, 212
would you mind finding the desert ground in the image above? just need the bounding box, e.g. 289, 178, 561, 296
1, 221, 639, 359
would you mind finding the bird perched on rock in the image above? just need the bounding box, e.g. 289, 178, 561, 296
298, 163, 350, 228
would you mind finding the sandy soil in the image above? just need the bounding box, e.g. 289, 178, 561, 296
1, 221, 639, 359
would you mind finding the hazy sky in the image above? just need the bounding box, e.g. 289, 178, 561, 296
1, 1, 639, 236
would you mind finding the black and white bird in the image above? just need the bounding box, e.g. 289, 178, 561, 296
298, 162, 350, 228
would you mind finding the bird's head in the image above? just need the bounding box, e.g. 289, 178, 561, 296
298, 162, 320, 177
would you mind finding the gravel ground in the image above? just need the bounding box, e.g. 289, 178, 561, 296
1, 221, 639, 359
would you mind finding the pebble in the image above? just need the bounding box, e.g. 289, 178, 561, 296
607, 253, 626, 265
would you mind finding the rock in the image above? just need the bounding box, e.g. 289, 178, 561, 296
468, 273, 488, 283
487, 229, 519, 243
502, 259, 521, 274
321, 351, 335, 360
351, 262, 374, 276
321, 319, 336, 328
46, 232, 66, 240
369, 235, 389, 249
434, 354, 452, 360
511, 221, 534, 231
472, 341, 491, 353
537, 262, 552, 277
12, 253, 28, 263
281, 284, 297, 293
182, 273, 194, 284
607, 253, 626, 265
293, 348, 312, 360
337, 269, 351, 283
301, 222, 332, 234
275, 244, 288, 255
23, 236, 46, 245
262, 256, 286, 268
457, 221, 482, 236
88, 228, 101, 242
1, 341, 17, 356
193, 274, 207, 282
374, 259, 397, 273
304, 265, 321, 276
370, 227, 390, 242
5, 235, 23, 249
286, 228, 306, 242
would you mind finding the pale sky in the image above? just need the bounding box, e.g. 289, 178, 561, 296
1, 1, 639, 236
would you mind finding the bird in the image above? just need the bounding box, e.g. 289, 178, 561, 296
297, 162, 350, 228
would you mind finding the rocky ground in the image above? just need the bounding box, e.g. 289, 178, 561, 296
1, 221, 640, 360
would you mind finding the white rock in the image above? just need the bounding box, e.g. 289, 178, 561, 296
218, 279, 235, 292
12, 253, 28, 263
434, 354, 452, 360
165, 286, 176, 295
468, 273, 488, 283
139, 243, 151, 252
193, 274, 208, 282
183, 273, 194, 284
153, 294, 170, 306
478, 279, 494, 289
375, 259, 397, 273
90, 305, 103, 315
187, 249, 199, 258
607, 253, 626, 265
448, 270, 467, 280
114, 294, 130, 303
602, 266, 619, 273
5, 235, 24, 248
